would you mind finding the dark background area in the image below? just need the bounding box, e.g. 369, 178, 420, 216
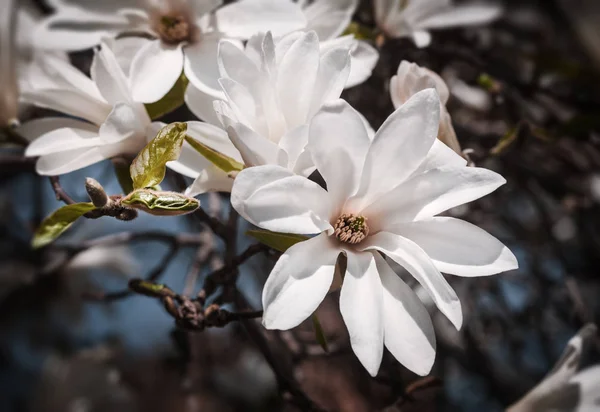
2, 0, 600, 411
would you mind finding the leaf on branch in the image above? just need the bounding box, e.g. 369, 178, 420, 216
32, 202, 97, 249
246, 229, 308, 252
311, 314, 329, 353
145, 73, 189, 120
130, 122, 187, 190
185, 135, 244, 173
121, 189, 199, 216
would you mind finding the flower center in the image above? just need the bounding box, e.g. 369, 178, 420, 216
157, 14, 191, 44
333, 214, 369, 245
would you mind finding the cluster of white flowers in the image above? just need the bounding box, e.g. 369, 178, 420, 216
3, 0, 516, 377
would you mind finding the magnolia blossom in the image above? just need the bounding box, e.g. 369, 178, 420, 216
391, 61, 462, 155
230, 89, 518, 376
21, 41, 156, 175
375, 0, 502, 47
33, 0, 306, 102
176, 30, 352, 195
508, 324, 600, 412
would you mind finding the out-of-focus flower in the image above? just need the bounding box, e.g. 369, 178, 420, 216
374, 0, 502, 48
0, 0, 20, 127
231, 89, 517, 376
65, 245, 139, 278
391, 61, 462, 155
507, 324, 600, 412
33, 0, 306, 102
21, 41, 157, 175
178, 30, 351, 195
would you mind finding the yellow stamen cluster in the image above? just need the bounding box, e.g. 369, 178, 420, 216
157, 15, 190, 44
333, 214, 369, 244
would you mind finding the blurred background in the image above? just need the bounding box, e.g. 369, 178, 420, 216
2, 0, 600, 411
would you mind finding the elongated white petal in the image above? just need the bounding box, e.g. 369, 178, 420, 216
262, 232, 340, 329
186, 165, 234, 195
418, 4, 503, 30
185, 84, 223, 126
18, 117, 97, 143
345, 40, 379, 88
110, 36, 150, 76
308, 47, 351, 117
130, 40, 183, 103
25, 126, 101, 157
1, 0, 18, 126
20, 89, 111, 126
187, 121, 242, 162
362, 166, 506, 228
303, 0, 358, 40
412, 31, 432, 48
413, 139, 467, 175
391, 60, 450, 107
570, 366, 600, 412
91, 40, 132, 105
340, 251, 384, 376
98, 102, 145, 143
226, 120, 281, 167
215, 0, 307, 39
356, 89, 440, 205
359, 231, 463, 329
375, 253, 436, 376
218, 40, 260, 92
308, 99, 370, 212
390, 217, 518, 276
190, 0, 223, 16
278, 125, 309, 170
219, 78, 262, 133
183, 33, 228, 96
277, 31, 321, 128
231, 165, 333, 234
36, 146, 107, 175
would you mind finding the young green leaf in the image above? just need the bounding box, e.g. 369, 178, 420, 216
185, 135, 244, 173
145, 74, 189, 120
311, 314, 329, 353
121, 189, 199, 216
32, 202, 97, 249
246, 229, 308, 252
130, 122, 187, 190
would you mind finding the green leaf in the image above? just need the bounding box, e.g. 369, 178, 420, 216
32, 202, 97, 249
246, 229, 308, 252
342, 22, 375, 41
121, 189, 199, 216
130, 122, 187, 190
311, 314, 329, 353
145, 74, 189, 120
185, 135, 244, 173
113, 160, 134, 194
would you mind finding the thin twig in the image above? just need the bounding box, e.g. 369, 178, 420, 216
49, 176, 76, 205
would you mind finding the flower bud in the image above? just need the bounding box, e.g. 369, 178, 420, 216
85, 178, 109, 207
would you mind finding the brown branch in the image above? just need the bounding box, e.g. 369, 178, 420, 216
49, 176, 76, 205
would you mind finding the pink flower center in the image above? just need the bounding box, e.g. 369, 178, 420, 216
333, 214, 369, 244
156, 14, 192, 44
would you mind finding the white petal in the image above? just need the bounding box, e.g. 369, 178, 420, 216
218, 39, 260, 92
308, 47, 351, 118
262, 232, 340, 329
215, 0, 307, 39
376, 253, 436, 376
390, 217, 518, 276
129, 40, 183, 103
187, 121, 242, 162
362, 166, 506, 228
183, 33, 230, 96
346, 40, 379, 88
356, 88, 441, 204
278, 124, 310, 170
91, 40, 133, 104
231, 165, 333, 234
303, 0, 358, 40
18, 117, 97, 143
35, 147, 107, 175
418, 4, 502, 30
340, 251, 384, 376
20, 89, 111, 126
413, 138, 467, 175
391, 60, 450, 107
412, 31, 432, 48
98, 102, 146, 143
186, 166, 234, 195
277, 31, 321, 129
569, 366, 600, 411
359, 231, 463, 329
25, 126, 101, 157
109, 36, 151, 76
185, 84, 223, 126
308, 99, 370, 211
190, 0, 223, 16
438, 110, 462, 154
219, 78, 262, 133
224, 119, 281, 167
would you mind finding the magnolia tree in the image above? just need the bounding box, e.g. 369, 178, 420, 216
2, 0, 600, 410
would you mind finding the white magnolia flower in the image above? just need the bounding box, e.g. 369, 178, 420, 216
33, 0, 306, 103
375, 0, 502, 48
392, 61, 462, 155
508, 324, 600, 412
176, 30, 352, 195
231, 89, 518, 376
21, 41, 156, 175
